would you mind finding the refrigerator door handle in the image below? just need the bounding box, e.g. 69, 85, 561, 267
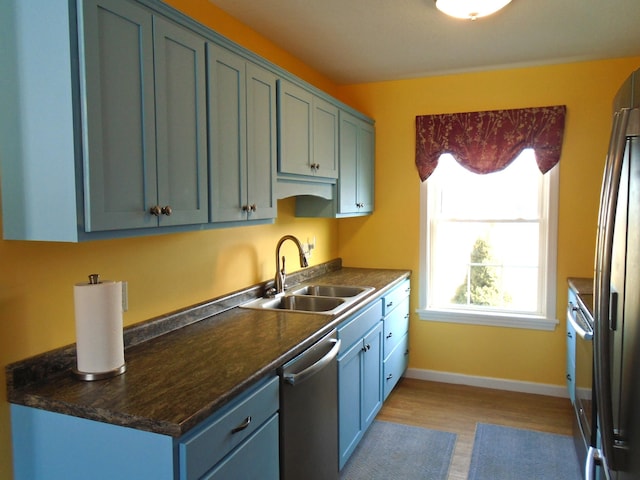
594, 107, 631, 473
609, 290, 618, 331
594, 109, 622, 309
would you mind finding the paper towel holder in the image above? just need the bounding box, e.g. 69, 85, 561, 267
73, 273, 127, 381
73, 364, 127, 381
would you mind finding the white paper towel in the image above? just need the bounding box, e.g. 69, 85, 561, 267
73, 280, 125, 376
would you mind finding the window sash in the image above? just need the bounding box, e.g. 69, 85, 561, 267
417, 161, 559, 331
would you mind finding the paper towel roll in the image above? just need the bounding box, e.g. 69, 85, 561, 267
73, 280, 125, 380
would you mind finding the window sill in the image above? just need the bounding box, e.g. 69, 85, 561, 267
416, 308, 558, 331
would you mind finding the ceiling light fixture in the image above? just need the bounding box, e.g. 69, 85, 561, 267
434, 0, 513, 20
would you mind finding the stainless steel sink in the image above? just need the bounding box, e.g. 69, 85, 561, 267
241, 284, 374, 315
242, 294, 345, 314
264, 295, 343, 312
288, 285, 372, 298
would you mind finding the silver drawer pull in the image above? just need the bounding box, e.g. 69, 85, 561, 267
231, 416, 252, 434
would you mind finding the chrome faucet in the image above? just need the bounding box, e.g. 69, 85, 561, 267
274, 235, 309, 294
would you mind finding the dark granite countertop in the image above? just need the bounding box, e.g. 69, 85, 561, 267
6, 260, 410, 438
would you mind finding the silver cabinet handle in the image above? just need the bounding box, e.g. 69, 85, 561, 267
231, 416, 252, 434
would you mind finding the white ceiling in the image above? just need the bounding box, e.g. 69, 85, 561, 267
207, 0, 640, 85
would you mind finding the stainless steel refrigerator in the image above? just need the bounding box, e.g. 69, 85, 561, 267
589, 67, 640, 480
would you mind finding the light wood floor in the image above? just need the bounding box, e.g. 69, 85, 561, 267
375, 377, 575, 480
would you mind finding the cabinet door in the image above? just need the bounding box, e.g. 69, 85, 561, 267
338, 340, 363, 469
338, 112, 359, 214
154, 17, 208, 226
338, 112, 374, 215
278, 81, 313, 176
208, 47, 277, 223
361, 322, 383, 430
207, 44, 247, 222
357, 121, 375, 213
313, 98, 339, 178
81, 0, 158, 231
246, 63, 277, 220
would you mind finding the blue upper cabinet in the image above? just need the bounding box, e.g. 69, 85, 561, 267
152, 17, 208, 227
208, 44, 277, 223
80, 0, 158, 232
0, 0, 83, 241
313, 97, 340, 179
0, 0, 208, 241
338, 111, 375, 215
278, 80, 339, 180
0, 0, 374, 241
82, 0, 208, 231
295, 110, 375, 218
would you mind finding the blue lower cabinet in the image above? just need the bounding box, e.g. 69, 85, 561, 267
179, 376, 279, 480
11, 376, 279, 480
566, 288, 577, 404
337, 278, 411, 470
337, 304, 384, 469
384, 333, 409, 400
11, 404, 175, 480
203, 414, 279, 480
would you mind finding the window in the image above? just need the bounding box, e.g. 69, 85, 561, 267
417, 149, 559, 330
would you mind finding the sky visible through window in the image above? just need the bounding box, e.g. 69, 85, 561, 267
429, 149, 541, 313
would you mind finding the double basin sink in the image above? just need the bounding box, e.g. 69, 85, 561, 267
241, 284, 374, 315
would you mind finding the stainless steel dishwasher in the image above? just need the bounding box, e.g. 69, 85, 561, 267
278, 330, 341, 480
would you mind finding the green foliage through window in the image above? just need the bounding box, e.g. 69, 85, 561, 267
451, 238, 512, 307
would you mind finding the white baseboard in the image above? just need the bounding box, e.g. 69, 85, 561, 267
404, 368, 569, 398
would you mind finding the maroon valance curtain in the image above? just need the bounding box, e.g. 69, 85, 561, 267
415, 105, 566, 181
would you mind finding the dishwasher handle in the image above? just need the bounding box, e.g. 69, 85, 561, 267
283, 338, 341, 386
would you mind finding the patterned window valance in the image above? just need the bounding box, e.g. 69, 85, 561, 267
415, 105, 567, 181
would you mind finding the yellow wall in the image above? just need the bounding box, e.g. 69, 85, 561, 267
337, 57, 640, 384
0, 1, 342, 478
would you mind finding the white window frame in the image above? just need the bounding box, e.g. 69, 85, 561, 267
417, 157, 559, 331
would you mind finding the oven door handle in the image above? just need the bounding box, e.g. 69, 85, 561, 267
567, 306, 593, 340
586, 446, 612, 480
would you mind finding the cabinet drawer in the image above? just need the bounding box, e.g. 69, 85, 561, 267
382, 279, 411, 316
338, 300, 382, 351
179, 376, 279, 480
203, 414, 279, 480
383, 297, 409, 358
383, 334, 409, 400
